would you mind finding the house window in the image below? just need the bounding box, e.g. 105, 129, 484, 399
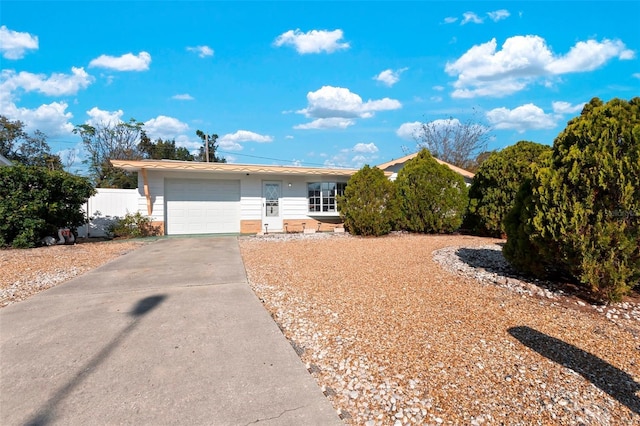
308, 182, 347, 212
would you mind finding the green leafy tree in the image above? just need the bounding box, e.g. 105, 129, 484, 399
73, 118, 144, 188
139, 132, 194, 160
465, 141, 551, 237
503, 97, 640, 301
0, 165, 95, 248
0, 115, 62, 169
195, 130, 226, 162
396, 149, 468, 233
337, 165, 398, 236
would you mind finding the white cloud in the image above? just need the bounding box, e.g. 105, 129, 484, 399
0, 26, 38, 59
274, 29, 349, 54
633, 73, 640, 79
285, 135, 294, 139
446, 35, 635, 98
144, 116, 189, 140
374, 67, 408, 87
323, 142, 380, 168
552, 101, 585, 114
173, 135, 201, 152
294, 117, 355, 130
0, 67, 87, 138
396, 121, 422, 140
172, 93, 194, 100
487, 9, 510, 22
546, 39, 635, 74
461, 12, 483, 25
187, 45, 214, 58
1, 67, 93, 97
89, 51, 151, 71
486, 104, 557, 132
0, 101, 74, 137
443, 17, 458, 24
353, 142, 379, 154
432, 85, 445, 91
218, 139, 242, 151
219, 130, 273, 151
430, 96, 443, 102
85, 107, 124, 126
223, 154, 238, 163
295, 86, 401, 129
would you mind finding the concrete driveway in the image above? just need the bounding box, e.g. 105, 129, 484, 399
0, 237, 342, 425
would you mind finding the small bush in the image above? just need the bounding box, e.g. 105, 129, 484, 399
337, 165, 398, 236
504, 97, 640, 302
0, 165, 95, 248
395, 149, 468, 233
465, 141, 551, 237
110, 211, 160, 238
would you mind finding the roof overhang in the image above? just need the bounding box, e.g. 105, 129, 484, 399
377, 153, 475, 180
110, 159, 382, 177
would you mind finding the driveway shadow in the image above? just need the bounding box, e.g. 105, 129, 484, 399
26, 295, 167, 426
508, 326, 640, 415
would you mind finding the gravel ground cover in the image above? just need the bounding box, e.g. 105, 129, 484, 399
239, 233, 640, 425
0, 239, 146, 308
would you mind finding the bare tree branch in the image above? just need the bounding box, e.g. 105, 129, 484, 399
415, 114, 491, 170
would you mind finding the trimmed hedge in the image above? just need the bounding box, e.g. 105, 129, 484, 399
337, 165, 398, 236
395, 149, 468, 233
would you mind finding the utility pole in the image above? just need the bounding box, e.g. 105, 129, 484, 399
205, 134, 210, 163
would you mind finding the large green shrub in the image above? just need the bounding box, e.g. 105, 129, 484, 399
0, 165, 95, 248
504, 97, 640, 301
395, 149, 468, 233
337, 165, 398, 236
465, 141, 551, 237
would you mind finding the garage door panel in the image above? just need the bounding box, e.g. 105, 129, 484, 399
165, 179, 240, 235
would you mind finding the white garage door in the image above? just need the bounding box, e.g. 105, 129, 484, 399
165, 179, 241, 235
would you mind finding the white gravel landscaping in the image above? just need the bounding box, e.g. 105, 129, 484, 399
239, 233, 640, 425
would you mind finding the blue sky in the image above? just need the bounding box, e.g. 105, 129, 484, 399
1, 1, 639, 172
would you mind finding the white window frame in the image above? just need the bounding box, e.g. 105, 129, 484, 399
307, 181, 347, 213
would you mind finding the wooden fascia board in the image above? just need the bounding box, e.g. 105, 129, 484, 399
110, 159, 380, 177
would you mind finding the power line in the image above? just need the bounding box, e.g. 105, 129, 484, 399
216, 150, 351, 169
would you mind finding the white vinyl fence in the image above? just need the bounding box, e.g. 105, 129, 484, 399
77, 188, 139, 238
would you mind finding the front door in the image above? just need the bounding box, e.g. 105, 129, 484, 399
262, 181, 282, 232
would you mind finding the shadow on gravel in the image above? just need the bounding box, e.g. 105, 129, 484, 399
455, 247, 521, 278
509, 326, 640, 415
26, 294, 167, 426
454, 247, 600, 303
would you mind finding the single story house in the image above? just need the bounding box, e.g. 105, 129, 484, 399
0, 154, 13, 167
110, 159, 363, 235
111, 155, 473, 236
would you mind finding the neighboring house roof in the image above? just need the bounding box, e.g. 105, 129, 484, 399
111, 159, 387, 177
377, 152, 475, 180
0, 154, 13, 167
